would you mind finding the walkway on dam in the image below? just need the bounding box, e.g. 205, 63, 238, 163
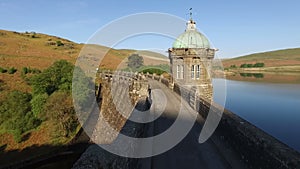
137, 79, 246, 169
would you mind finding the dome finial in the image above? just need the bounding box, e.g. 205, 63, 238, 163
186, 8, 196, 31
189, 8, 193, 21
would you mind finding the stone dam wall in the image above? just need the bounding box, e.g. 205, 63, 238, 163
73, 72, 149, 169
74, 71, 300, 169
148, 73, 300, 169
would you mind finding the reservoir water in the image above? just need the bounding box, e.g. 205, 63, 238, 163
213, 75, 300, 152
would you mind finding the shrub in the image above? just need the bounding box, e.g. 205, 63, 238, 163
31, 68, 41, 74
8, 67, 17, 74
0, 80, 4, 91
230, 65, 237, 68
137, 64, 170, 74
56, 40, 64, 46
0, 67, 7, 73
22, 67, 29, 75
30, 93, 48, 118
141, 68, 166, 75
12, 129, 22, 143
30, 32, 37, 38
23, 67, 41, 74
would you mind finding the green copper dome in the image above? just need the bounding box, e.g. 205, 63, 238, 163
172, 20, 210, 49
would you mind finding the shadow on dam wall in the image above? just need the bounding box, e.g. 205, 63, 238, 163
2, 72, 300, 169
72, 98, 151, 169
74, 72, 300, 169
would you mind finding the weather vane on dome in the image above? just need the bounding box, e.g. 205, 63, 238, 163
189, 8, 193, 20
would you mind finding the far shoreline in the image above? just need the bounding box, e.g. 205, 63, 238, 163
214, 69, 300, 84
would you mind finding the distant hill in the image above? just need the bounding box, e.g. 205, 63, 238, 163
0, 29, 169, 93
0, 30, 81, 69
0, 29, 168, 71
222, 48, 300, 70
136, 50, 168, 59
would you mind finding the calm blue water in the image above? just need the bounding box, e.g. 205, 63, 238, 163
213, 78, 300, 152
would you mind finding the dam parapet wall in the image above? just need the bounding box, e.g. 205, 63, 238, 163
147, 72, 300, 169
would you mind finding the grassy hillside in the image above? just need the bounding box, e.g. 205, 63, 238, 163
222, 48, 300, 70
136, 50, 168, 59
0, 29, 168, 70
0, 29, 169, 157
0, 29, 169, 90
0, 30, 80, 68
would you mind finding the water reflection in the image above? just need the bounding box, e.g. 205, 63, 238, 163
213, 74, 300, 152
224, 72, 300, 84
239, 73, 264, 78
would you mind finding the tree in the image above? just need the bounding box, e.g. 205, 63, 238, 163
30, 93, 48, 118
253, 63, 264, 67
31, 60, 74, 95
44, 91, 78, 137
30, 60, 94, 112
247, 64, 253, 68
240, 64, 253, 68
72, 66, 94, 112
127, 54, 144, 70
0, 91, 40, 142
240, 64, 247, 68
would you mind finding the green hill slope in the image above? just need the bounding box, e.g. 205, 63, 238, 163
222, 48, 300, 71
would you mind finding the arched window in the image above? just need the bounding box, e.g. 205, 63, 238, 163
177, 65, 184, 79
191, 65, 195, 79
181, 65, 184, 79
191, 65, 200, 80
196, 65, 200, 79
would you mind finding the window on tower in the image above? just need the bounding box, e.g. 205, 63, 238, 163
177, 65, 180, 79
191, 65, 195, 79
181, 65, 184, 79
196, 65, 200, 79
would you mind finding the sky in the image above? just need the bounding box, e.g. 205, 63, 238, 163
1, 0, 300, 58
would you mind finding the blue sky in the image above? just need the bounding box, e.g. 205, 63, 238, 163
1, 0, 300, 58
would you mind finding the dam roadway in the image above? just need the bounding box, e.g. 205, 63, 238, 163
138, 79, 247, 169
73, 72, 299, 169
